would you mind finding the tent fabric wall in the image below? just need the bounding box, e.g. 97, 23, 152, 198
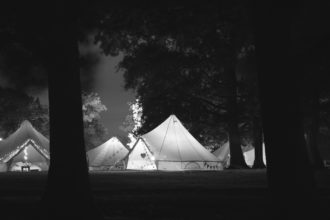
241, 143, 267, 167
10, 143, 49, 171
0, 163, 7, 172
0, 120, 50, 171
213, 142, 230, 167
87, 137, 129, 171
128, 115, 222, 171
126, 138, 157, 170
157, 161, 223, 171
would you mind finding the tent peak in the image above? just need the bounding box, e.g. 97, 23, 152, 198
169, 114, 178, 119
109, 136, 120, 142
20, 120, 34, 128
21, 120, 32, 126
171, 115, 178, 122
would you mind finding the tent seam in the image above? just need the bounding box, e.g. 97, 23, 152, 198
173, 118, 183, 163
158, 115, 172, 156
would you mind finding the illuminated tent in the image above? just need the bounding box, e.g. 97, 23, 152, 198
126, 138, 157, 170
87, 137, 129, 171
0, 120, 50, 172
127, 115, 222, 171
212, 142, 230, 168
243, 144, 267, 167
213, 142, 267, 167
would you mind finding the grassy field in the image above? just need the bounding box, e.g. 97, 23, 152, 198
0, 169, 329, 219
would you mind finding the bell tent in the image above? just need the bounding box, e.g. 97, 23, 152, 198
87, 137, 129, 171
127, 115, 222, 171
0, 120, 50, 172
212, 142, 231, 168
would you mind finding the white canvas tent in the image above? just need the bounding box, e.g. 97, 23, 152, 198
87, 137, 129, 171
212, 142, 231, 168
127, 115, 222, 171
126, 138, 157, 170
243, 144, 267, 167
0, 120, 50, 172
213, 142, 267, 168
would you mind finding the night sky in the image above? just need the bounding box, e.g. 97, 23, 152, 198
93, 54, 135, 138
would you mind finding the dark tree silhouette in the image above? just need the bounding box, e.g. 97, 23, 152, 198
0, 2, 101, 219
301, 38, 330, 169
251, 1, 318, 218
37, 3, 101, 220
304, 85, 325, 169
226, 67, 249, 168
237, 47, 265, 168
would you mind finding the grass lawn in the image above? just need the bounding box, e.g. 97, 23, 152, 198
0, 169, 329, 219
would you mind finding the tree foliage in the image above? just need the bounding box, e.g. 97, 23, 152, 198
82, 92, 107, 122
0, 87, 49, 138
120, 98, 142, 135
96, 3, 255, 152
82, 92, 108, 151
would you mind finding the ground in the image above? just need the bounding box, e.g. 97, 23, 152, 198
0, 169, 329, 219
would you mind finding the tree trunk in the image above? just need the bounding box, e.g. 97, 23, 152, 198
39, 3, 101, 220
227, 67, 249, 169
308, 88, 325, 169
252, 116, 265, 168
252, 2, 316, 219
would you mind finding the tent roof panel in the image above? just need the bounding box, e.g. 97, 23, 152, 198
0, 120, 49, 162
142, 115, 219, 162
87, 137, 129, 166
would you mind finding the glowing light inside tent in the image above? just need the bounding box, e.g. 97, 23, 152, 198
151, 155, 155, 161
23, 148, 28, 161
0, 137, 2, 141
